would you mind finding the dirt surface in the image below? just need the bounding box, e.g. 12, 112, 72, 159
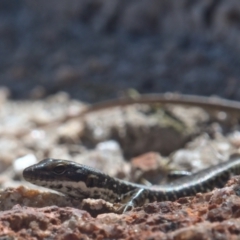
1, 0, 240, 101
1, 92, 240, 238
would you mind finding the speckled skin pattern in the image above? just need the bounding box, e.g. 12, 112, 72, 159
23, 156, 240, 210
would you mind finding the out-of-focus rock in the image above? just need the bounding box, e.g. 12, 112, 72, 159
130, 152, 169, 184
57, 119, 84, 143
171, 133, 235, 172
13, 154, 38, 175
81, 104, 208, 158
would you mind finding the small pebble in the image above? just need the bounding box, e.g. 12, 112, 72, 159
96, 140, 121, 152
13, 154, 38, 174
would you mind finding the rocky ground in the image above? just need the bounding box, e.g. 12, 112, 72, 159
0, 91, 240, 239
2, 180, 240, 239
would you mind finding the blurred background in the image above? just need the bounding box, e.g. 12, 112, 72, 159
1, 0, 240, 102
2, 1, 240, 221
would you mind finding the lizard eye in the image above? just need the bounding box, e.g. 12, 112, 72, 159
53, 164, 66, 174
